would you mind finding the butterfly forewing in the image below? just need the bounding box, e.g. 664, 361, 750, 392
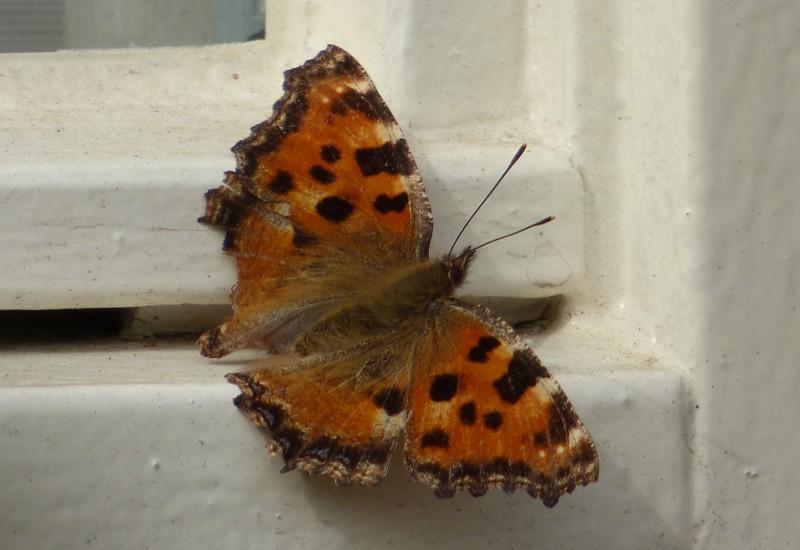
230, 44, 432, 264
199, 45, 433, 357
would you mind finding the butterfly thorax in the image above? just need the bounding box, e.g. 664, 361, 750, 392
295, 251, 475, 355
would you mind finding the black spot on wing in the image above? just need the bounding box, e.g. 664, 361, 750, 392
421, 429, 449, 448
310, 165, 336, 184
492, 351, 549, 404
483, 411, 503, 430
430, 374, 458, 401
292, 227, 318, 247
468, 336, 502, 363
316, 196, 354, 222
373, 192, 408, 214
459, 402, 477, 425
341, 88, 394, 122
268, 170, 294, 194
355, 140, 414, 177
320, 144, 341, 163
373, 387, 404, 416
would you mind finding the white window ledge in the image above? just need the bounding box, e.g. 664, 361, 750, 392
0, 141, 583, 310
0, 326, 689, 549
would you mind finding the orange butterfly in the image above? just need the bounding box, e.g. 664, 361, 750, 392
199, 45, 598, 506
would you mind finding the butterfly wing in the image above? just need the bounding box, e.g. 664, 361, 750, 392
199, 45, 433, 357
404, 299, 599, 506
227, 328, 418, 485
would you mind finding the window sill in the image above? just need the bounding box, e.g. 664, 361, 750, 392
0, 327, 689, 548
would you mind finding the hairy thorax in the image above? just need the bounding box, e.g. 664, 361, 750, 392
295, 259, 455, 355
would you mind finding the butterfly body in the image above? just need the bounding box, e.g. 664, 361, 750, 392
297, 251, 473, 351
200, 45, 598, 506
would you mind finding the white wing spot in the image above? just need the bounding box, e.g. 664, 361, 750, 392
351, 78, 372, 93
568, 427, 588, 446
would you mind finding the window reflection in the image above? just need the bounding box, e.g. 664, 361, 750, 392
0, 0, 265, 53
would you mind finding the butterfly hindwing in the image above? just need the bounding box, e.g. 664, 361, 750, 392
226, 332, 417, 485
404, 300, 599, 506
199, 45, 433, 357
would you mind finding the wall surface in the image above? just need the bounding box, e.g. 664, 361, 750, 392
1, 1, 798, 549
694, 2, 800, 547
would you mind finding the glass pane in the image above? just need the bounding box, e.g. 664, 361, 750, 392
0, 0, 265, 53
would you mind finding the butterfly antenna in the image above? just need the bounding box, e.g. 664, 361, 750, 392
447, 143, 528, 256
470, 215, 555, 253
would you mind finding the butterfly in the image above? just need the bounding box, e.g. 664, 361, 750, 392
198, 44, 598, 507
